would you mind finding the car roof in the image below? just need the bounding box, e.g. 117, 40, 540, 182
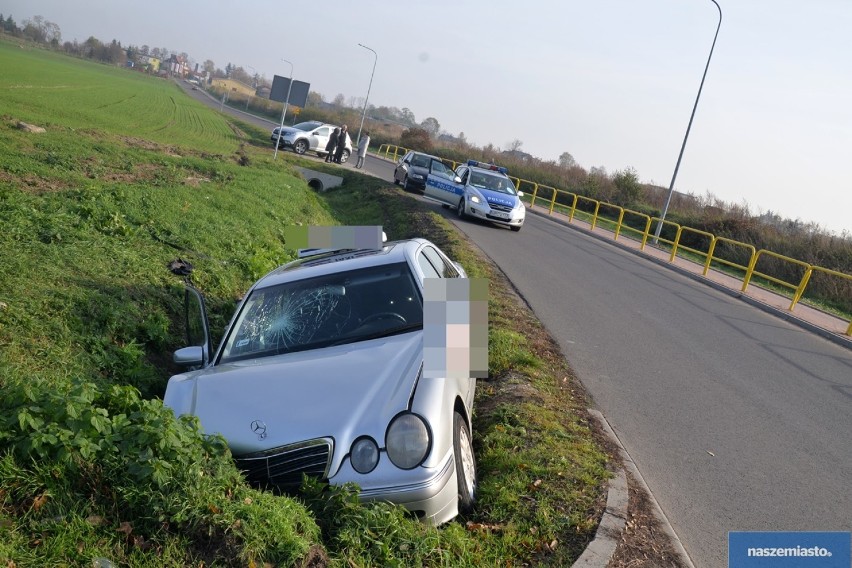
410, 151, 442, 160
253, 238, 430, 290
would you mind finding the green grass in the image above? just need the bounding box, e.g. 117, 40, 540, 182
1, 41, 609, 566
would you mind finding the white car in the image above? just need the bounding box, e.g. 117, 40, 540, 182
424, 160, 525, 232
271, 121, 352, 162
164, 238, 477, 525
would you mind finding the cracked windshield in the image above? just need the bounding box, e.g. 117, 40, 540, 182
221, 262, 422, 361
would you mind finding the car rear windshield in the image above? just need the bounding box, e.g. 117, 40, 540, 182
219, 262, 423, 363
411, 154, 434, 168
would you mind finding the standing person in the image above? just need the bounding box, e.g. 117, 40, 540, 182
334, 125, 348, 163
325, 127, 339, 163
355, 131, 371, 169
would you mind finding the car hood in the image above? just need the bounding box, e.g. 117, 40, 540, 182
273, 126, 299, 137
478, 188, 521, 208
177, 331, 422, 456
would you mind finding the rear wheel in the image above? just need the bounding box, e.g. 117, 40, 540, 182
453, 411, 476, 513
294, 139, 309, 155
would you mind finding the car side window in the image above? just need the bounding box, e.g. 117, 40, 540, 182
430, 160, 450, 175
417, 252, 441, 278
317, 127, 329, 136
422, 246, 459, 278
456, 166, 468, 184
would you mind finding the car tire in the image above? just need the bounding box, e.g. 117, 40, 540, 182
294, 139, 308, 155
511, 225, 521, 232
454, 411, 476, 513
456, 198, 467, 220
340, 149, 350, 163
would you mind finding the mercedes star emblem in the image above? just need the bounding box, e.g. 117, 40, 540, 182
250, 420, 267, 440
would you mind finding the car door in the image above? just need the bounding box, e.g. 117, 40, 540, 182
312, 126, 330, 152
424, 160, 464, 205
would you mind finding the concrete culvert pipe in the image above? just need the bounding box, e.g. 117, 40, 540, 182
307, 178, 324, 192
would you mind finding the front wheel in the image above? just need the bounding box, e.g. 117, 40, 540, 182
453, 411, 476, 513
457, 198, 467, 219
293, 139, 309, 155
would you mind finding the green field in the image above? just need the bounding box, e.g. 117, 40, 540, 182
0, 41, 608, 567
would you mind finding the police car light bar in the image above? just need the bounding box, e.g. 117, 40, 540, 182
467, 160, 508, 175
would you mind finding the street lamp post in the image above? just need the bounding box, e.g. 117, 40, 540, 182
245, 65, 256, 111
355, 43, 377, 149
653, 0, 722, 242
273, 59, 294, 160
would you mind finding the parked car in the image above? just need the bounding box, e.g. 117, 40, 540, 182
424, 160, 525, 232
393, 151, 455, 193
271, 121, 353, 162
164, 238, 477, 525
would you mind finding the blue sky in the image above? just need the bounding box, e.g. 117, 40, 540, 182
4, 0, 850, 235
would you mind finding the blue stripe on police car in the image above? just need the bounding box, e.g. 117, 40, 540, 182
427, 177, 463, 196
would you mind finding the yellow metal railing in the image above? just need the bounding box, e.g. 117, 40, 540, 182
743, 250, 810, 298
704, 237, 755, 279
669, 226, 715, 264
374, 144, 851, 335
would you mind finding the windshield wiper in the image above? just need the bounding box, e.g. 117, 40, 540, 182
331, 322, 422, 347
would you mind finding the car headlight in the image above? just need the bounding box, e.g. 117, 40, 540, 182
470, 195, 481, 204
412, 173, 425, 180
386, 413, 431, 469
350, 437, 380, 474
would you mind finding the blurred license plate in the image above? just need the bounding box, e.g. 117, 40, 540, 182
491, 211, 511, 219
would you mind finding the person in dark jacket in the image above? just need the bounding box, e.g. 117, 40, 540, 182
334, 125, 348, 163
325, 127, 340, 162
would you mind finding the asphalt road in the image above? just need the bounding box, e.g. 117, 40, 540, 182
186, 83, 852, 567
363, 156, 852, 567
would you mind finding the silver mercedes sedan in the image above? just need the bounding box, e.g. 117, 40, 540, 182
164, 238, 478, 525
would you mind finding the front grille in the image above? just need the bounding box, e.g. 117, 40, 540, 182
234, 438, 332, 490
488, 202, 513, 212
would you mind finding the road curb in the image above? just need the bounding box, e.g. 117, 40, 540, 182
585, 409, 696, 568
571, 464, 628, 567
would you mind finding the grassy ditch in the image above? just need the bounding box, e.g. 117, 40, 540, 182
0, 42, 609, 566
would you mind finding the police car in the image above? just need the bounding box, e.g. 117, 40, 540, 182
424, 160, 525, 232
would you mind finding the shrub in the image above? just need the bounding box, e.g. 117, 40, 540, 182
0, 377, 322, 565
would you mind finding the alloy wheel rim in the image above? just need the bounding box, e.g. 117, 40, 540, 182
459, 424, 475, 495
